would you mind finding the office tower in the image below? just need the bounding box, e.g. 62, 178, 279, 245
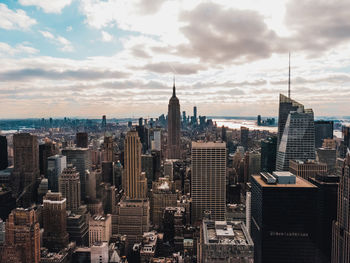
151, 129, 161, 151
113, 198, 150, 248
246, 191, 251, 233
182, 111, 186, 125
193, 106, 197, 124
101, 115, 107, 130
142, 154, 155, 190
198, 220, 254, 263
59, 166, 81, 212
261, 136, 277, 173
0, 135, 8, 170
91, 242, 108, 263
62, 147, 91, 200
315, 120, 333, 148
150, 177, 177, 227
12, 133, 40, 207
47, 154, 67, 192
317, 147, 337, 174
136, 124, 149, 153
76, 132, 88, 148
276, 106, 315, 171
100, 183, 116, 214
101, 161, 114, 184
167, 81, 181, 159
257, 115, 262, 125
37, 178, 48, 201
0, 189, 16, 221
289, 160, 327, 180
240, 126, 249, 150
42, 191, 69, 252
342, 125, 350, 148
251, 172, 318, 263
39, 141, 56, 176
89, 214, 112, 246
309, 174, 339, 263
102, 136, 114, 162
164, 159, 173, 180
332, 154, 350, 263
1, 208, 40, 263
67, 210, 89, 246
0, 218, 5, 245
277, 94, 304, 148
123, 131, 147, 199
222, 126, 227, 143
192, 141, 226, 222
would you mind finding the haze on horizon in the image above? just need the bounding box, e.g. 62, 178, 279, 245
1, 0, 350, 118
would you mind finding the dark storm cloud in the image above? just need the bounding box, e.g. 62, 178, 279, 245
285, 0, 350, 53
177, 2, 285, 64
0, 68, 129, 81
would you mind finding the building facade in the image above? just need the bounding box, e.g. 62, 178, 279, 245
167, 82, 181, 159
59, 166, 81, 212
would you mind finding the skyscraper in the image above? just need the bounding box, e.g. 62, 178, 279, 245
42, 191, 69, 252
332, 154, 350, 263
59, 166, 81, 212
0, 135, 8, 170
1, 208, 40, 263
240, 126, 249, 151
276, 104, 315, 171
102, 136, 114, 162
193, 106, 197, 124
192, 141, 226, 222
123, 131, 147, 199
315, 120, 333, 148
12, 133, 40, 207
39, 141, 56, 176
47, 154, 67, 192
76, 132, 88, 148
251, 172, 318, 263
167, 81, 181, 159
261, 136, 277, 173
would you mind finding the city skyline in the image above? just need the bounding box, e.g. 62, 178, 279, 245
1, 0, 350, 118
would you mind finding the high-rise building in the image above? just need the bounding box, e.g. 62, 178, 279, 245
91, 242, 108, 263
315, 120, 333, 148
89, 214, 112, 246
167, 81, 181, 159
151, 129, 161, 151
39, 141, 57, 176
12, 133, 40, 207
251, 172, 318, 263
309, 174, 339, 263
317, 147, 337, 174
1, 208, 40, 263
332, 154, 350, 263
276, 105, 315, 171
342, 125, 350, 148
102, 136, 114, 162
192, 141, 226, 222
67, 210, 89, 247
289, 160, 327, 180
101, 115, 107, 130
123, 131, 147, 199
193, 106, 197, 124
42, 191, 69, 252
261, 136, 277, 173
277, 94, 304, 148
59, 166, 81, 212
198, 220, 254, 263
240, 126, 249, 151
47, 154, 67, 192
0, 135, 8, 170
62, 147, 91, 200
76, 132, 88, 148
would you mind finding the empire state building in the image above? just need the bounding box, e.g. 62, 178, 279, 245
167, 81, 181, 159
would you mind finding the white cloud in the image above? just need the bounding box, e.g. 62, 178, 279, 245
66, 26, 72, 32
0, 42, 39, 56
40, 30, 74, 52
101, 31, 113, 42
0, 3, 37, 30
19, 0, 72, 14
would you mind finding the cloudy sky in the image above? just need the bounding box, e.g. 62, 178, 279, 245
1, 0, 350, 118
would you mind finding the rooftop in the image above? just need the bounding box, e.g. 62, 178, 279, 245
192, 141, 226, 148
253, 174, 316, 188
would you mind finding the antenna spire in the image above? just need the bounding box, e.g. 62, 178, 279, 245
288, 52, 291, 98
173, 75, 176, 97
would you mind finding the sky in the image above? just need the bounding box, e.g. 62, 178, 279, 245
1, 0, 350, 118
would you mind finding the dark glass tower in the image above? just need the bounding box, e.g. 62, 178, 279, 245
261, 136, 277, 173
314, 120, 333, 148
167, 81, 181, 159
0, 135, 8, 170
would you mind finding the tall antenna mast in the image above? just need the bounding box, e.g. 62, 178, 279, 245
288, 52, 291, 98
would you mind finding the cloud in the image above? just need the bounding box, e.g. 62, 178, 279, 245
101, 31, 113, 42
19, 0, 72, 14
0, 68, 129, 81
137, 0, 165, 15
66, 26, 73, 32
139, 62, 206, 75
0, 42, 39, 56
40, 30, 74, 52
0, 3, 37, 30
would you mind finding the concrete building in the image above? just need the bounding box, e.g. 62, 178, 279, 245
76, 132, 88, 148
289, 159, 327, 180
240, 127, 249, 151
91, 242, 109, 263
167, 81, 181, 159
192, 141, 226, 222
89, 214, 112, 246
317, 147, 337, 174
123, 131, 147, 199
198, 220, 254, 263
42, 191, 69, 252
140, 231, 158, 263
47, 154, 67, 192
59, 166, 81, 212
1, 208, 40, 263
67, 210, 89, 247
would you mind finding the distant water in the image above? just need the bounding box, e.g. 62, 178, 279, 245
213, 118, 277, 133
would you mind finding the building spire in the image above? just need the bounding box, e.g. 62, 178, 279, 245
173, 75, 176, 97
288, 52, 291, 98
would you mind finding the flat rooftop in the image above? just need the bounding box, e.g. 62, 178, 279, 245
192, 141, 226, 148
253, 175, 317, 188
